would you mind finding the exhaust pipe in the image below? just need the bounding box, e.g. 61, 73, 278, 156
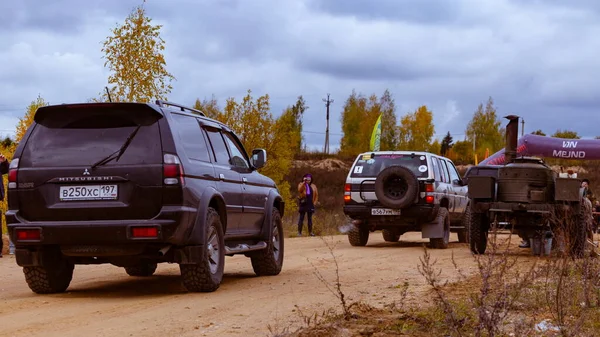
504, 115, 520, 164
158, 245, 172, 256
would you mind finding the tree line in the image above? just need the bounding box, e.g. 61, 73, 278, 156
2, 2, 594, 232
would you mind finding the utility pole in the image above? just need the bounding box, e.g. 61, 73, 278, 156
322, 93, 334, 154
521, 118, 525, 137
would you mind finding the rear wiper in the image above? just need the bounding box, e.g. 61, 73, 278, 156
90, 125, 142, 170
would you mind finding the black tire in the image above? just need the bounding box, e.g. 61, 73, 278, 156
469, 212, 488, 254
125, 263, 158, 277
382, 229, 401, 242
23, 256, 74, 294
374, 166, 419, 209
348, 225, 369, 246
457, 206, 471, 243
180, 207, 225, 292
251, 209, 284, 276
430, 208, 450, 249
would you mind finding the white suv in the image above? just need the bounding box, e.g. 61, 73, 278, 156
342, 151, 470, 248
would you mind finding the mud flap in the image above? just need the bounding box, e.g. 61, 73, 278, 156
421, 219, 444, 238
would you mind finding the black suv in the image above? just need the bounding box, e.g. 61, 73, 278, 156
7, 101, 285, 294
343, 151, 470, 249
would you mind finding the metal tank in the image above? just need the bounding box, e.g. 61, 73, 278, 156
467, 115, 587, 257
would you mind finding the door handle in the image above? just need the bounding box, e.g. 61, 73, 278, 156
219, 174, 225, 180
242, 177, 247, 183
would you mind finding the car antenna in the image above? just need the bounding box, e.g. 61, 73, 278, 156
105, 86, 112, 102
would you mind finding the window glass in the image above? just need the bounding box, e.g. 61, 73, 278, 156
222, 132, 249, 169
431, 157, 442, 181
22, 110, 161, 167
446, 160, 461, 182
439, 158, 450, 183
171, 113, 210, 162
205, 128, 231, 165
350, 154, 429, 178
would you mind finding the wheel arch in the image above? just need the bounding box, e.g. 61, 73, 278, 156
186, 187, 227, 246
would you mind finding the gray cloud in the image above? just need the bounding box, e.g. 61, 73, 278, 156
1, 0, 599, 146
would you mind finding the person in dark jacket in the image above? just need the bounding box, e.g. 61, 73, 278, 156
297, 173, 319, 237
0, 153, 9, 257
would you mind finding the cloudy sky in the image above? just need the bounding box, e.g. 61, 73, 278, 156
1, 0, 599, 150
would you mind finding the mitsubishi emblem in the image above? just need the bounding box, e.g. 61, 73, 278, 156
83, 168, 90, 176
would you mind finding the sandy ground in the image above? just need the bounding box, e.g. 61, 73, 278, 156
0, 233, 484, 337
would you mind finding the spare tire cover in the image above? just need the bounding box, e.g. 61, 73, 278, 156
374, 165, 419, 209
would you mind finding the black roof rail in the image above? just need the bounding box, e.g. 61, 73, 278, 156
155, 100, 205, 116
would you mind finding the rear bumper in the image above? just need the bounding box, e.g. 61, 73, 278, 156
6, 205, 196, 247
343, 204, 437, 224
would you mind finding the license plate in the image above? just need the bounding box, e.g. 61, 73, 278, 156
371, 208, 401, 216
59, 185, 118, 201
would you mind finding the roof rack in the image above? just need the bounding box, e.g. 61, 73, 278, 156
155, 100, 205, 116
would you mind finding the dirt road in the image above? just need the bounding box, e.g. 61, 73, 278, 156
0, 233, 484, 337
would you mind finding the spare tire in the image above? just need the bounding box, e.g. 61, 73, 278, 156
374, 165, 419, 209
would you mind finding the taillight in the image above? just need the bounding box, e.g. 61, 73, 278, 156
424, 183, 434, 204
131, 226, 159, 238
344, 183, 351, 203
16, 228, 41, 241
163, 154, 184, 186
8, 158, 19, 189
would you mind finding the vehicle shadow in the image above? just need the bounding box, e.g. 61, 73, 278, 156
60, 273, 259, 299
364, 241, 467, 249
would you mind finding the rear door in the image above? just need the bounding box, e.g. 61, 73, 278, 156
203, 126, 244, 233
17, 103, 164, 221
349, 153, 429, 203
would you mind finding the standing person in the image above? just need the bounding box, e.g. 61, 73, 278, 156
0, 153, 9, 257
582, 179, 595, 241
297, 173, 318, 237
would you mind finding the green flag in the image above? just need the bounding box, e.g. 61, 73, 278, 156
370, 113, 382, 151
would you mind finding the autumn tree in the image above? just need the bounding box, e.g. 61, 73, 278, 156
15, 95, 49, 144
193, 95, 222, 120
440, 132, 454, 156
288, 96, 308, 152
218, 90, 296, 209
551, 129, 580, 139
397, 105, 435, 151
449, 140, 473, 165
379, 89, 398, 151
430, 139, 441, 155
1, 137, 13, 148
100, 3, 175, 102
531, 129, 546, 136
339, 91, 376, 155
465, 97, 504, 159
339, 90, 398, 155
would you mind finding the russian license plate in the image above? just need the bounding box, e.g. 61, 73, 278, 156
59, 185, 118, 201
371, 208, 401, 216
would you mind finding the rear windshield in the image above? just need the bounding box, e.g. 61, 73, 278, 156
21, 106, 162, 167
350, 153, 429, 178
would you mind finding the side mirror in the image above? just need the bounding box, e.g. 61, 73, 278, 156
452, 179, 463, 186
251, 149, 267, 169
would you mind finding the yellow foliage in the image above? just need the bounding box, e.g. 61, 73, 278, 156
339, 91, 390, 156
100, 4, 175, 102
214, 90, 299, 212
398, 105, 435, 151
465, 97, 504, 160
